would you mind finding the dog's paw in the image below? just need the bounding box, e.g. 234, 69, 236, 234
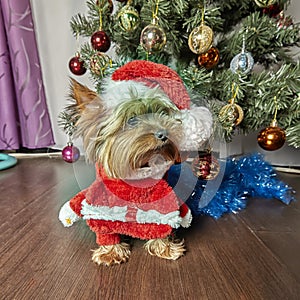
91, 243, 131, 266
144, 237, 186, 260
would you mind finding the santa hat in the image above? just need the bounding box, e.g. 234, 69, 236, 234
101, 60, 190, 110
101, 60, 213, 151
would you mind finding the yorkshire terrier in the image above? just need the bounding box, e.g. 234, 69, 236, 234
59, 60, 212, 266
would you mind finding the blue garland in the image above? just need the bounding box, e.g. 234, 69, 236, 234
167, 153, 295, 219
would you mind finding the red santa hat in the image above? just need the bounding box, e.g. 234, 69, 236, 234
101, 60, 191, 110
100, 60, 213, 151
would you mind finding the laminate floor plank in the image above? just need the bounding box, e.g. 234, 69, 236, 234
1, 158, 299, 300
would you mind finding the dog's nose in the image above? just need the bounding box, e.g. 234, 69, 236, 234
155, 130, 168, 142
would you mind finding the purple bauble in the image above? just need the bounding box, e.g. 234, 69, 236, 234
62, 144, 80, 163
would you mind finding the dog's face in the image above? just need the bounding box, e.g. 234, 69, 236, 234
69, 79, 183, 179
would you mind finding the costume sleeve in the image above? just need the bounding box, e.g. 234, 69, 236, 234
69, 191, 86, 216
58, 191, 85, 227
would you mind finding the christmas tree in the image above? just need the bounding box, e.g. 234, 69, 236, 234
67, 0, 300, 150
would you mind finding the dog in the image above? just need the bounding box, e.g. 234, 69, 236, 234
59, 60, 212, 266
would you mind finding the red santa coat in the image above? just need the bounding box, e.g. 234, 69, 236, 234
69, 165, 192, 245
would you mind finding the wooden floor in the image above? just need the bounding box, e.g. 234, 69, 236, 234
1, 157, 300, 300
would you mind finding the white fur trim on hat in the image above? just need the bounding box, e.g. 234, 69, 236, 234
101, 77, 177, 109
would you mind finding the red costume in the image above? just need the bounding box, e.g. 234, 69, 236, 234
66, 165, 191, 245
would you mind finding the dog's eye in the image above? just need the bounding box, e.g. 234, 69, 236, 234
127, 116, 139, 127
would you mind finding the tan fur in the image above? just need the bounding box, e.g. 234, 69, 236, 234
91, 243, 131, 266
144, 237, 186, 260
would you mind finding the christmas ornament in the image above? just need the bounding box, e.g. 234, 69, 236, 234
140, 21, 166, 53
192, 151, 220, 180
69, 53, 86, 76
262, 4, 283, 18
90, 52, 112, 76
257, 120, 286, 151
254, 0, 277, 8
188, 6, 213, 55
91, 30, 111, 52
219, 101, 244, 127
117, 3, 140, 32
198, 46, 219, 69
62, 142, 80, 163
140, 0, 166, 54
218, 84, 244, 133
188, 24, 213, 55
230, 34, 254, 75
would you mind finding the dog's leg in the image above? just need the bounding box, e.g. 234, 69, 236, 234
92, 233, 131, 266
144, 237, 185, 260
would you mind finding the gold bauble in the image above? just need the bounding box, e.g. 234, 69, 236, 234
188, 24, 213, 54
90, 53, 111, 76
219, 103, 244, 127
254, 0, 277, 8
198, 46, 220, 69
117, 4, 140, 32
140, 23, 166, 53
257, 123, 286, 151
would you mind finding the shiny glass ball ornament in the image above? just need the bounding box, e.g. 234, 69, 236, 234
90, 52, 111, 76
140, 23, 166, 53
257, 122, 286, 151
117, 4, 140, 32
192, 152, 220, 180
62, 143, 80, 163
198, 46, 220, 69
254, 0, 277, 8
68, 53, 86, 76
230, 52, 254, 75
188, 24, 213, 54
219, 103, 244, 127
91, 30, 111, 52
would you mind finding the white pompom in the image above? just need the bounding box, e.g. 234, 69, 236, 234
178, 106, 213, 151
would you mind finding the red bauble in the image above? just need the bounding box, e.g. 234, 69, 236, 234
192, 152, 220, 180
62, 143, 80, 163
91, 30, 111, 52
69, 55, 86, 76
262, 4, 283, 18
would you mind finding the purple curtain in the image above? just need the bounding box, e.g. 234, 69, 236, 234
0, 0, 54, 150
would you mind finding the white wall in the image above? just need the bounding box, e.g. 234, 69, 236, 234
31, 0, 300, 166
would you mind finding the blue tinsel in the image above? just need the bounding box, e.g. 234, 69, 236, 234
167, 153, 295, 219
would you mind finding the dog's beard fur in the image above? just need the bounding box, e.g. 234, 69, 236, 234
72, 89, 183, 179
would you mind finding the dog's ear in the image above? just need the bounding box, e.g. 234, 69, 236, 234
69, 78, 102, 111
